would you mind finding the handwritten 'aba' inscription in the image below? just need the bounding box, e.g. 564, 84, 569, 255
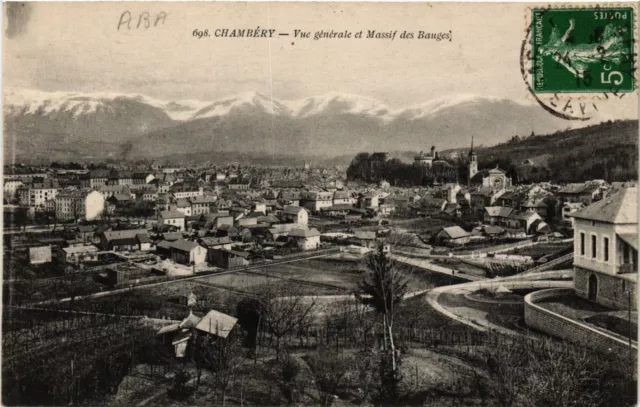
118, 11, 167, 30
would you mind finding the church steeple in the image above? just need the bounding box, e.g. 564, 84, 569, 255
468, 136, 478, 184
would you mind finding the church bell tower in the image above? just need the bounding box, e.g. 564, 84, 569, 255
468, 136, 478, 183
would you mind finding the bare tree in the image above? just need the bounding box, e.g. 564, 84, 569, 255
306, 345, 352, 406
484, 337, 635, 407
355, 244, 407, 369
194, 328, 244, 406
70, 197, 84, 224
323, 294, 375, 351
254, 284, 317, 359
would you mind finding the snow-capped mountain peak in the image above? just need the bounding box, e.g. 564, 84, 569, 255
191, 91, 292, 119
287, 91, 393, 120
398, 94, 520, 120
4, 88, 529, 123
4, 87, 578, 162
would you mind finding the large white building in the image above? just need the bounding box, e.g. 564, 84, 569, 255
570, 187, 637, 309
414, 146, 438, 167
172, 187, 204, 200
55, 190, 105, 221
18, 180, 61, 212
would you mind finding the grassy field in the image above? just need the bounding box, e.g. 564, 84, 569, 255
262, 258, 363, 290
262, 257, 466, 294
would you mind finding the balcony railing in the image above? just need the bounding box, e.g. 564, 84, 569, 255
618, 263, 637, 274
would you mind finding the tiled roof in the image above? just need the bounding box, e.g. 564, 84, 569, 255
136, 233, 152, 243
440, 226, 470, 239
163, 232, 183, 241
195, 310, 238, 338
175, 198, 191, 207
288, 228, 321, 238
333, 190, 352, 199
199, 236, 233, 246
103, 229, 148, 241
284, 206, 305, 215
355, 231, 376, 240
322, 204, 354, 211
190, 195, 217, 204
485, 206, 514, 217
558, 183, 587, 194
160, 211, 185, 219
171, 239, 200, 252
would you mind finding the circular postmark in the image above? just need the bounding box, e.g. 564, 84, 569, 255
520, 5, 637, 121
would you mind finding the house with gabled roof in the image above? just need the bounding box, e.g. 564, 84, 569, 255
569, 187, 637, 309
174, 198, 192, 217
484, 206, 546, 234
470, 187, 505, 212
288, 228, 321, 250
300, 191, 333, 212
159, 211, 186, 231
359, 191, 380, 209
333, 190, 356, 205
281, 206, 308, 226
435, 226, 472, 246
99, 228, 151, 251
557, 183, 603, 205
268, 223, 301, 241
190, 195, 217, 215
277, 190, 301, 206
170, 239, 207, 266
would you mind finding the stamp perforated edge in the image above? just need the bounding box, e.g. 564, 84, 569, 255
522, 2, 639, 102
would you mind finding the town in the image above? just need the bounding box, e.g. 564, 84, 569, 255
3, 140, 637, 406
5, 0, 639, 404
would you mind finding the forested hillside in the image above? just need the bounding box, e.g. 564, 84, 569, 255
347, 120, 638, 185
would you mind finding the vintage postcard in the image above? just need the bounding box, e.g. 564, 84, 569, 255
2, 2, 639, 406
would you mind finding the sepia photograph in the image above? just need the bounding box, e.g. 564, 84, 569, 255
2, 2, 639, 406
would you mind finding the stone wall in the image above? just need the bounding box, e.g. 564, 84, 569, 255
524, 288, 636, 357
574, 266, 637, 310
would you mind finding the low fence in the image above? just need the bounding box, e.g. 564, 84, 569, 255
270, 247, 340, 261
2, 307, 143, 367
454, 239, 534, 258
255, 318, 594, 361
524, 288, 636, 357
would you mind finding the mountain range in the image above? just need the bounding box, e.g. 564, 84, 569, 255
4, 89, 590, 163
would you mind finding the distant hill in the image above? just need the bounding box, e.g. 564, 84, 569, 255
448, 120, 639, 183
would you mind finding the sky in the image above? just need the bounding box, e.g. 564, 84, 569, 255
2, 2, 638, 118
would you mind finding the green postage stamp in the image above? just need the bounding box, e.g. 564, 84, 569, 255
532, 7, 635, 93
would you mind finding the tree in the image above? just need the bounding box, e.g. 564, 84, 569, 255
484, 337, 636, 407
346, 153, 371, 181
254, 284, 317, 359
236, 297, 262, 349
194, 331, 244, 406
70, 197, 84, 224
306, 346, 352, 406
355, 244, 408, 400
324, 294, 375, 351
